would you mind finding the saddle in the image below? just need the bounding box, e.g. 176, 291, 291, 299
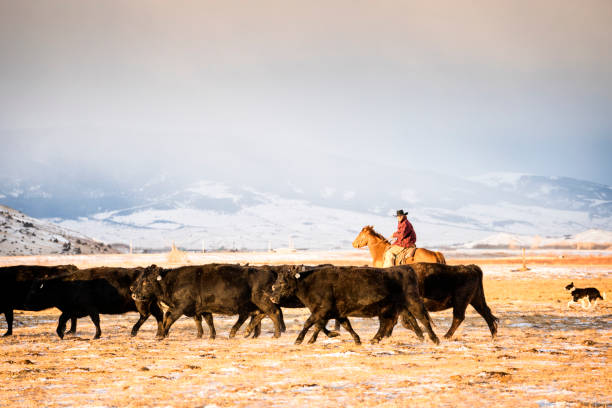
392, 247, 417, 265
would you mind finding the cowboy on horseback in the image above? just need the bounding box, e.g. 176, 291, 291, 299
383, 209, 417, 267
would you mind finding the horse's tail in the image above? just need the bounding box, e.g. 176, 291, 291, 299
435, 251, 447, 265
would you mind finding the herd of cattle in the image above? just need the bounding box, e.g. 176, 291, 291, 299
0, 262, 498, 345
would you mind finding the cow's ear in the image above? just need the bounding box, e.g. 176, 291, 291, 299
156, 275, 163, 281
294, 273, 301, 279
301, 265, 306, 272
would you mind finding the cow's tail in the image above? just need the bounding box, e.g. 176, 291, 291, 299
435, 251, 447, 265
471, 264, 499, 337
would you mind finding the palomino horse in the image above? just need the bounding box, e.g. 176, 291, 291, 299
352, 225, 446, 267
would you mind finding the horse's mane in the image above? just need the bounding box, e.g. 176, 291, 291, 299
363, 225, 390, 244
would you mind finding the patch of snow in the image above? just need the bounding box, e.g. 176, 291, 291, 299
185, 181, 241, 202
507, 322, 533, 328
8, 188, 24, 198
322, 351, 360, 357
469, 172, 529, 188
219, 366, 240, 373
464, 233, 532, 249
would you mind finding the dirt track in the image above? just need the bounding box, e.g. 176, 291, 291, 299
1, 265, 610, 407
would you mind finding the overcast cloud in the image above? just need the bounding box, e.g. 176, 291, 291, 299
1, 0, 611, 186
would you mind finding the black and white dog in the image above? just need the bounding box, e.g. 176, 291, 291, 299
565, 282, 605, 309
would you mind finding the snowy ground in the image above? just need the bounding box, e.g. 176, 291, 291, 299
0, 255, 610, 407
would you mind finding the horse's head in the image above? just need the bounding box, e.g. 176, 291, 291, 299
352, 226, 373, 248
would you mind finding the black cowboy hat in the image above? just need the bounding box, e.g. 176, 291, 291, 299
396, 209, 408, 216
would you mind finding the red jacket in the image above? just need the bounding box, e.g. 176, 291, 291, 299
392, 217, 416, 248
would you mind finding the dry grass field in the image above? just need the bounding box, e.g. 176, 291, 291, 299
0, 253, 610, 407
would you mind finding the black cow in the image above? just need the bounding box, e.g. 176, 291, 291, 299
130, 293, 220, 340
240, 265, 340, 339
397, 263, 498, 339
131, 264, 285, 339
0, 265, 79, 336
25, 267, 164, 339
270, 265, 439, 345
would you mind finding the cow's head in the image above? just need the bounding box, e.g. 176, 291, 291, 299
130, 264, 164, 302
565, 282, 575, 291
270, 265, 304, 304
24, 277, 59, 309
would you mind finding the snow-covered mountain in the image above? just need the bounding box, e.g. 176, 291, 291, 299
1, 172, 611, 251
0, 205, 117, 256
461, 229, 612, 250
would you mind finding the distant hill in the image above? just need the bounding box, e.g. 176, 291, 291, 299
1, 172, 611, 250
461, 229, 612, 250
0, 205, 118, 256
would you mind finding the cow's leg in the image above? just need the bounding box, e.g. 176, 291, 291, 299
3, 310, 13, 336
268, 306, 283, 338
334, 319, 341, 331
161, 309, 183, 338
307, 320, 327, 344
295, 314, 318, 345
382, 314, 400, 338
202, 313, 216, 339
148, 303, 164, 339
443, 294, 473, 339
372, 316, 389, 342
400, 312, 424, 340
193, 314, 204, 338
304, 314, 338, 338
337, 317, 361, 345
251, 298, 284, 338
229, 312, 250, 338
406, 298, 439, 345
65, 317, 78, 336
295, 316, 338, 338
381, 316, 398, 341
279, 308, 286, 333
90, 313, 102, 339
56, 312, 71, 339
252, 316, 262, 338
324, 326, 340, 338
470, 296, 498, 339
240, 312, 263, 339
382, 315, 397, 338
371, 313, 396, 344
444, 312, 465, 339
249, 313, 263, 338
243, 311, 265, 338
130, 313, 150, 337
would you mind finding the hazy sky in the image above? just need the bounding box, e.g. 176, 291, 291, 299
1, 0, 611, 185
